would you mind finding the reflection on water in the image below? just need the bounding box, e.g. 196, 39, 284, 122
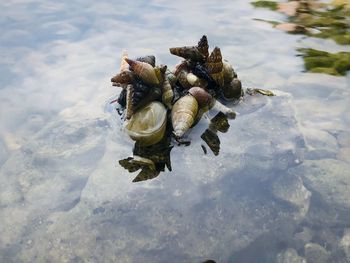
118, 111, 232, 182
201, 112, 230, 156
119, 121, 173, 182
252, 0, 350, 75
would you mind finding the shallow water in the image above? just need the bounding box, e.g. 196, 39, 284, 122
0, 1, 350, 262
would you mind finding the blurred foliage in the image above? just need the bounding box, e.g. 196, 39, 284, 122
252, 1, 278, 10
298, 48, 350, 76
251, 0, 350, 45
252, 0, 350, 75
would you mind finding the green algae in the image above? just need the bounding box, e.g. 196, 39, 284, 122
298, 48, 350, 76
251, 1, 278, 10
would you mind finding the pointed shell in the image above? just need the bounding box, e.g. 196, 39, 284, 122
206, 47, 224, 87
197, 35, 209, 59
206, 47, 223, 74
171, 94, 198, 138
111, 70, 134, 85
125, 58, 159, 86
124, 101, 167, 147
169, 46, 205, 62
188, 87, 213, 107
120, 50, 129, 72
161, 77, 174, 109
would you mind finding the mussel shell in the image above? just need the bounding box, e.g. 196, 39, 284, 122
124, 101, 167, 147
134, 87, 162, 112
132, 78, 152, 107
136, 55, 156, 67
188, 87, 213, 108
192, 62, 217, 90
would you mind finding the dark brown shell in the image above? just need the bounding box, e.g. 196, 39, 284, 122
188, 87, 213, 107
173, 60, 189, 77
136, 55, 156, 67
209, 112, 230, 133
206, 47, 223, 74
111, 70, 134, 85
222, 78, 242, 100
125, 58, 159, 85
201, 128, 220, 156
132, 79, 151, 107
169, 46, 205, 62
197, 35, 209, 59
205, 47, 224, 87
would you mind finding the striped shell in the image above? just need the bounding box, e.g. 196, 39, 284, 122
125, 58, 159, 86
171, 94, 198, 138
161, 76, 174, 109
206, 47, 224, 87
169, 46, 205, 62
197, 35, 209, 59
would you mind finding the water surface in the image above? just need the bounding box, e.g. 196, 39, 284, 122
0, 1, 349, 262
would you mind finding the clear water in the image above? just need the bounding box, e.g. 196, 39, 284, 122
0, 1, 349, 262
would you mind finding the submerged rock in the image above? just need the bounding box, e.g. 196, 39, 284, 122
276, 248, 306, 263
290, 159, 350, 217
271, 174, 311, 221
304, 243, 330, 263
340, 229, 350, 262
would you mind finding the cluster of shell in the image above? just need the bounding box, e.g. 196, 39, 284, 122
111, 35, 243, 147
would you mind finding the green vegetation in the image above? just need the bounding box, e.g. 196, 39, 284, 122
251, 0, 350, 45
251, 1, 278, 10
252, 0, 350, 75
298, 48, 350, 76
